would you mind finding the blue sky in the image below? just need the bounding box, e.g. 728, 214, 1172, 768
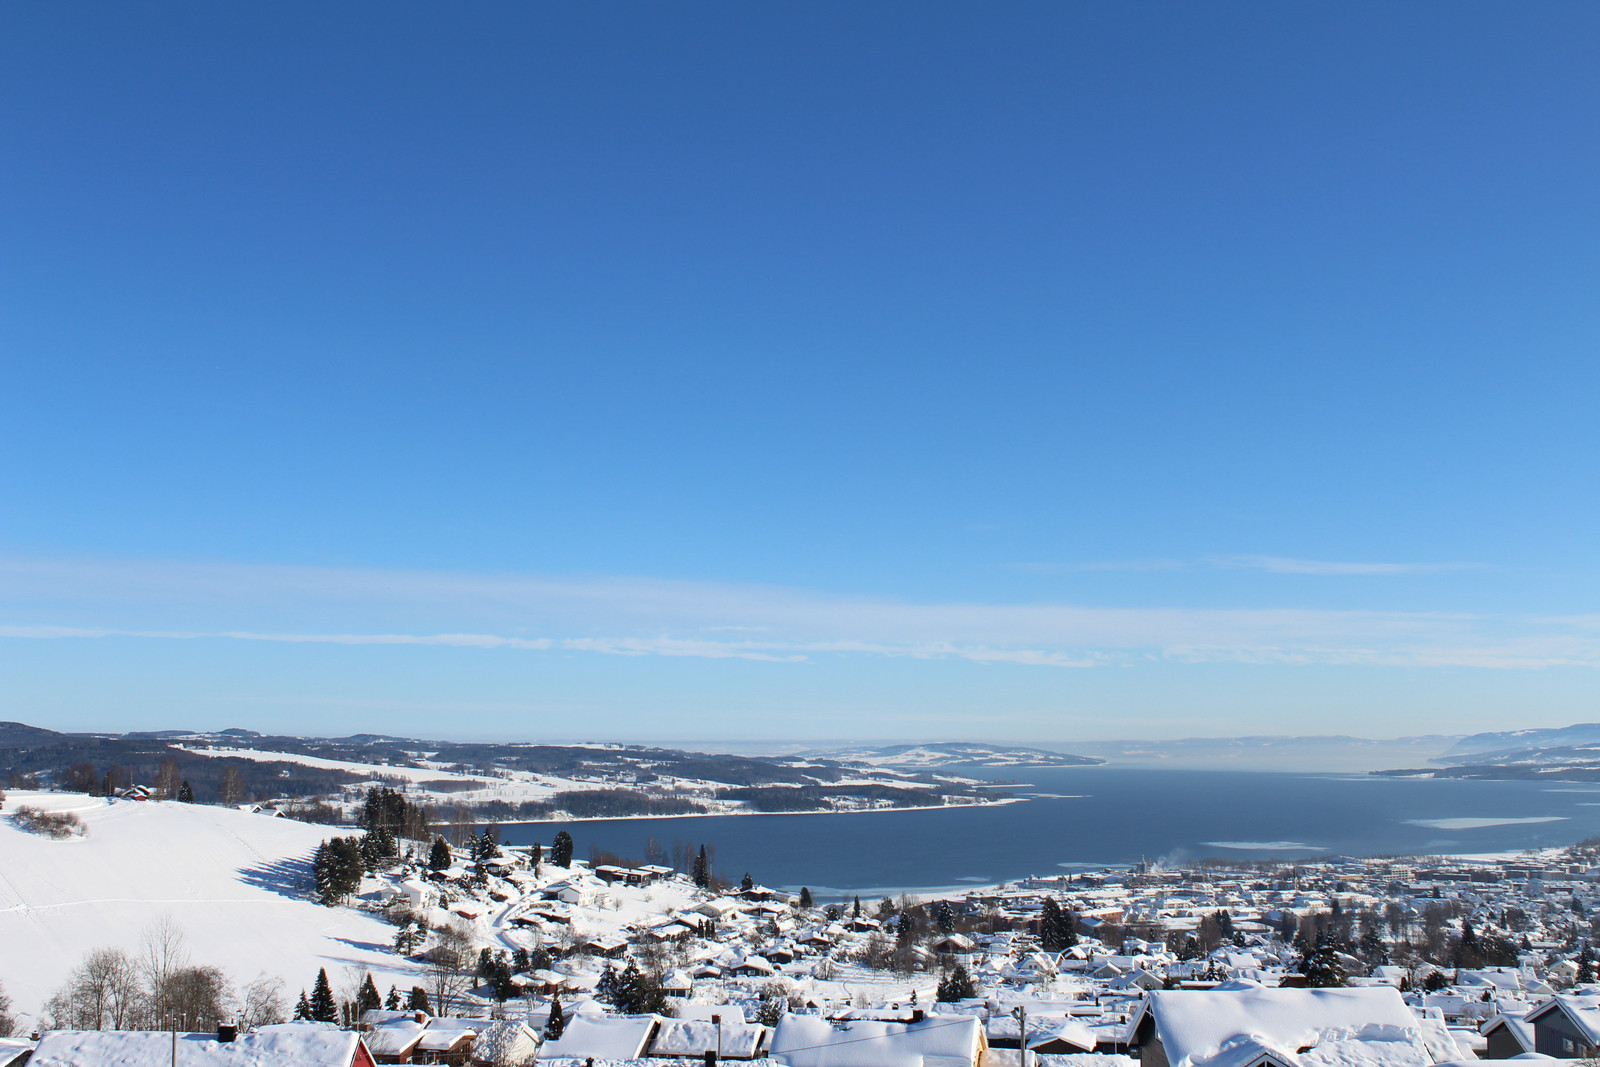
4, 3, 1599, 742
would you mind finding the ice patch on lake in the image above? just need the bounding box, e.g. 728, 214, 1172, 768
1404, 816, 1567, 830
1202, 841, 1322, 851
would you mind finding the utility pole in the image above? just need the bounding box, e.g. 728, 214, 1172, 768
1012, 1005, 1028, 1067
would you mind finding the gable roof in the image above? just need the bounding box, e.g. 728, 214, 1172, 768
539, 1012, 660, 1060
650, 1018, 769, 1059
770, 1013, 983, 1067
1141, 987, 1462, 1067
1526, 996, 1600, 1045
29, 1028, 369, 1067
1479, 1013, 1534, 1053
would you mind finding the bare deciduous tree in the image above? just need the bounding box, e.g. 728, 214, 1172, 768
164, 965, 233, 1032
42, 946, 142, 1029
0, 979, 18, 1037
220, 766, 247, 807
155, 758, 181, 801
239, 973, 287, 1031
426, 922, 475, 1017
139, 915, 193, 1026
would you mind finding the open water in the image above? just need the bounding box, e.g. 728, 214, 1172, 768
498, 767, 1600, 899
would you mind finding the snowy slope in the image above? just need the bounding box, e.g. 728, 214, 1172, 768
0, 791, 427, 1025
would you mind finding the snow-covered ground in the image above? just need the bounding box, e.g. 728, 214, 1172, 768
0, 791, 428, 1025
174, 745, 986, 817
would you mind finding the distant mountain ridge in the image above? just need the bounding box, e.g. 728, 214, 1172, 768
1444, 723, 1600, 757
815, 741, 1101, 768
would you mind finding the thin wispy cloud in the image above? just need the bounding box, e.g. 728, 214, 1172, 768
1211, 555, 1487, 576
0, 553, 1587, 670
1012, 556, 1484, 576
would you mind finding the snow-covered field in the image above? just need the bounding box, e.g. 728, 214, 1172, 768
0, 791, 428, 1025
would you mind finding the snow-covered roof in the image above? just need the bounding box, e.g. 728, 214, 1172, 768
1143, 987, 1462, 1067
0, 1039, 34, 1067
1526, 995, 1600, 1044
770, 1013, 983, 1067
539, 1012, 660, 1060
1481, 1013, 1534, 1053
362, 1023, 426, 1058
29, 1028, 368, 1067
473, 1020, 543, 1064
650, 1018, 769, 1058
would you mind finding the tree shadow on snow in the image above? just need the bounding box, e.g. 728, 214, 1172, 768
237, 855, 313, 898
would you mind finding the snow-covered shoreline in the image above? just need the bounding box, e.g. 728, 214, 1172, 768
502, 794, 1029, 827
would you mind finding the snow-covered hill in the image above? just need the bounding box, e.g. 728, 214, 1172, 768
816, 742, 1100, 769
0, 791, 427, 1026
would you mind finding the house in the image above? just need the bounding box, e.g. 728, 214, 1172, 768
648, 1017, 770, 1059
538, 1011, 661, 1061
695, 898, 745, 921
770, 1013, 986, 1067
469, 1020, 541, 1066
1526, 995, 1600, 1058
933, 934, 979, 956
1030, 1021, 1101, 1056
411, 1018, 481, 1065
584, 933, 630, 958
28, 1025, 377, 1067
731, 954, 777, 978
1480, 1012, 1535, 1059
361, 1011, 430, 1063
1130, 985, 1466, 1067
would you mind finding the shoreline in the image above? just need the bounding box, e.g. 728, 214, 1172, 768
496, 793, 1031, 829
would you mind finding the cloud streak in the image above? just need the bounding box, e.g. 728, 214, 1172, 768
1211, 555, 1486, 576
0, 554, 1590, 669
1013, 556, 1485, 576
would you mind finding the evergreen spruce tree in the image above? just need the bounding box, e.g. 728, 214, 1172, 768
896, 909, 917, 949
178, 780, 194, 803
853, 896, 862, 919
551, 830, 574, 868
1040, 898, 1066, 952
1301, 933, 1347, 988
799, 887, 814, 909
530, 843, 543, 870
407, 987, 431, 1013
358, 973, 382, 1013
1359, 927, 1389, 966
295, 990, 312, 1020
385, 985, 401, 1011
596, 963, 620, 1005
1061, 909, 1080, 947
429, 837, 452, 872
692, 845, 710, 889
741, 872, 754, 892
310, 968, 338, 1022
544, 993, 566, 1040
936, 963, 976, 1002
